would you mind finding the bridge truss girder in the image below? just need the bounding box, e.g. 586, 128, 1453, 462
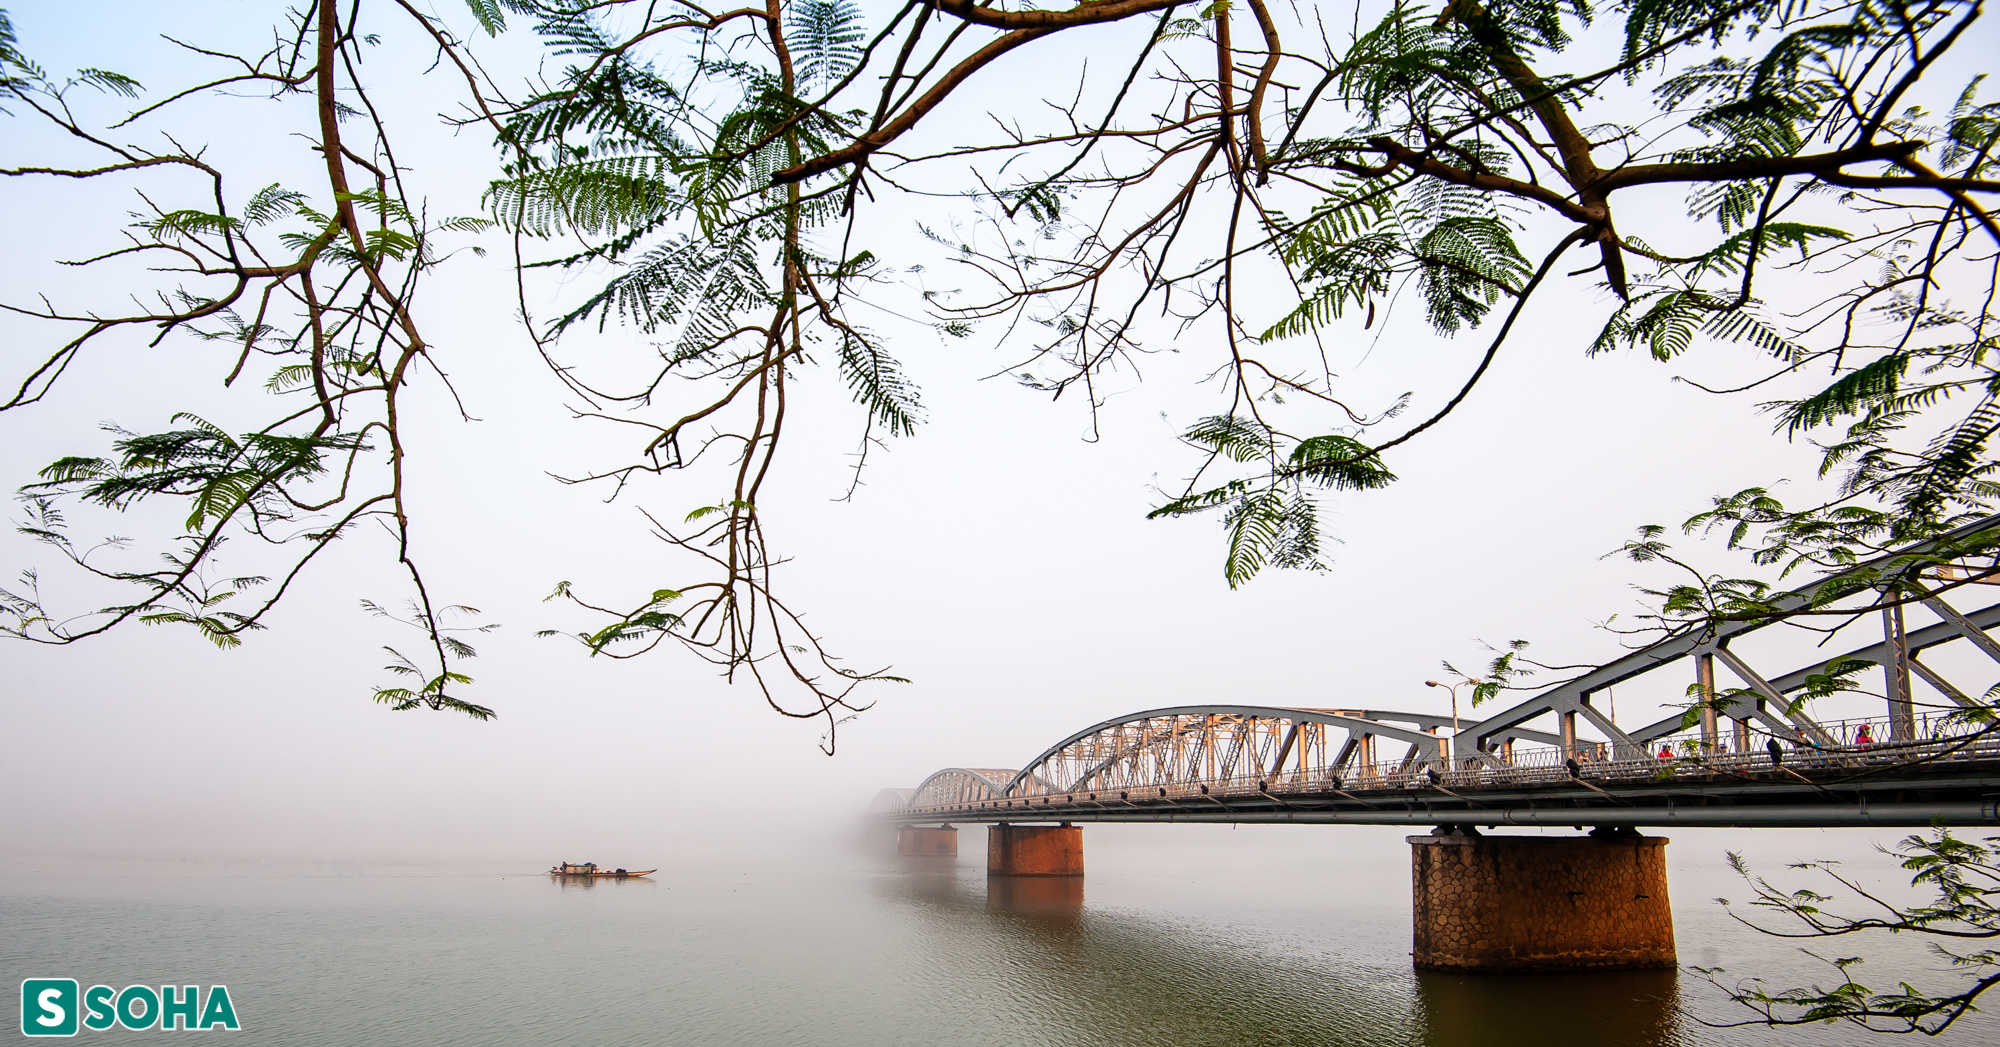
886, 517, 2000, 830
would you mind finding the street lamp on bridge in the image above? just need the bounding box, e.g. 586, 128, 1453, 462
1426, 679, 1469, 767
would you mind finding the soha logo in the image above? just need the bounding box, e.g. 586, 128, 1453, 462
19, 979, 241, 1036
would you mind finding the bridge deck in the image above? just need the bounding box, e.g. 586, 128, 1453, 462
894, 733, 2000, 828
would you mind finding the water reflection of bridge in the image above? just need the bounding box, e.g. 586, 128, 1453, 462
887, 854, 1687, 1045
877, 519, 2000, 971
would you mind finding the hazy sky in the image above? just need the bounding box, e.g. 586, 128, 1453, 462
4, 1, 1995, 866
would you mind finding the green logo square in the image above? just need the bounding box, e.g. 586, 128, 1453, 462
20, 979, 78, 1037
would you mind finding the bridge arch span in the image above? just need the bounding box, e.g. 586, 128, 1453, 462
906, 767, 1020, 812
867, 788, 916, 815
999, 705, 1449, 803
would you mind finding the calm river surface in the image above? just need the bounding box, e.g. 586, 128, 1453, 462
3, 825, 1990, 1045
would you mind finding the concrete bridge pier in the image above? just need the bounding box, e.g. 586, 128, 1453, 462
988, 823, 1083, 876
896, 825, 958, 857
1410, 829, 1675, 971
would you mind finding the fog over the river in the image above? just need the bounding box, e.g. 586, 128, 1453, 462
4, 0, 1993, 871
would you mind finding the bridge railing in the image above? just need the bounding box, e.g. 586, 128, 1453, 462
892, 711, 2000, 817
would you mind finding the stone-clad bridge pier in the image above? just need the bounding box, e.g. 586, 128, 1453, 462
873, 522, 2000, 971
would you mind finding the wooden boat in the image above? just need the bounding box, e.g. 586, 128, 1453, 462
548, 862, 655, 877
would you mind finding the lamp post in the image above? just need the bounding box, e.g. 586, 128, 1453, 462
1425, 679, 1469, 767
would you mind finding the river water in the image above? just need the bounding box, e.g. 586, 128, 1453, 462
3, 825, 1990, 1045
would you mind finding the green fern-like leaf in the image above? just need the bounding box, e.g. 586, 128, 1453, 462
788, 0, 865, 93
836, 329, 921, 437
1775, 352, 1910, 436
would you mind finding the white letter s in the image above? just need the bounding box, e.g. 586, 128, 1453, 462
35, 987, 66, 1027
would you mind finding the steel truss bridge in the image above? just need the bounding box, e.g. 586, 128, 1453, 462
883, 521, 2000, 830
